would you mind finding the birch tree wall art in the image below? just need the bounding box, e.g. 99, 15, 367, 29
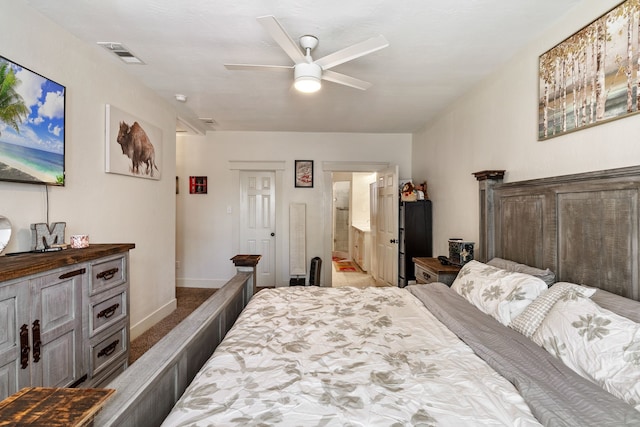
539, 0, 640, 139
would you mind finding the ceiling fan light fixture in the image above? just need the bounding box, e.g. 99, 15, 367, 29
294, 63, 322, 93
224, 16, 387, 92
295, 76, 321, 93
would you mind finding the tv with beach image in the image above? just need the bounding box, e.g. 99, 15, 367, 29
0, 55, 65, 186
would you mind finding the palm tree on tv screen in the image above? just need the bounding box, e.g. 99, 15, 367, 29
0, 62, 29, 136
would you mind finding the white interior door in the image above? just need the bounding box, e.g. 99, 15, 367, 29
369, 181, 378, 282
240, 171, 276, 287
376, 166, 399, 286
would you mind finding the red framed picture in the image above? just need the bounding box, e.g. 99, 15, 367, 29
189, 176, 207, 194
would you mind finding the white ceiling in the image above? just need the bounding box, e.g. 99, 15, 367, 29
25, 0, 582, 134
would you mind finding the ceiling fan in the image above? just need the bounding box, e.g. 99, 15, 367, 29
224, 15, 389, 93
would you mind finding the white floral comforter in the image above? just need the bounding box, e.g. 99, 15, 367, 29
162, 286, 540, 426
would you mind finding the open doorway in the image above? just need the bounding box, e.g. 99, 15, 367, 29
331, 172, 376, 288
332, 179, 350, 259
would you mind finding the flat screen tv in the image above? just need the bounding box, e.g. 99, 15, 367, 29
0, 55, 65, 186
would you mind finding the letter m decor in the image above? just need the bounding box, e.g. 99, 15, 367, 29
30, 222, 66, 250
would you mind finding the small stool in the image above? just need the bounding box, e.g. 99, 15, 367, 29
231, 254, 262, 295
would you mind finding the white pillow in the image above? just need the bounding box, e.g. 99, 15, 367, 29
451, 260, 547, 326
532, 295, 640, 411
510, 282, 596, 338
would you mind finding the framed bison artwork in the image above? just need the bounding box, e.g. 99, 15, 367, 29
105, 104, 162, 180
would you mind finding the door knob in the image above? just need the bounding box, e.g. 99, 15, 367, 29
271, 232, 275, 237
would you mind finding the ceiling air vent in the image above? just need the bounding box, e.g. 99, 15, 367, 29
199, 118, 217, 127
97, 42, 145, 64
176, 117, 206, 135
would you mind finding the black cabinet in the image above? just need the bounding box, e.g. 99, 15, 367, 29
398, 200, 432, 287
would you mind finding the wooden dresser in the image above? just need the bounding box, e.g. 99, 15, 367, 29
0, 244, 134, 400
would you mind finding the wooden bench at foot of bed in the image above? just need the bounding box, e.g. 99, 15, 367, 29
94, 270, 255, 427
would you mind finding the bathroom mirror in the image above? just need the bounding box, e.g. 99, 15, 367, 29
0, 216, 11, 254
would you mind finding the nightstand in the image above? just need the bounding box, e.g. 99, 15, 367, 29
412, 257, 461, 286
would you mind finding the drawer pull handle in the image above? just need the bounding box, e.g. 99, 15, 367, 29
98, 340, 120, 358
97, 267, 119, 281
59, 268, 86, 280
32, 320, 41, 363
20, 324, 29, 369
422, 272, 431, 280
97, 303, 120, 319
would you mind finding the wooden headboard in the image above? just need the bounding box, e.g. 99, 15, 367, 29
475, 166, 640, 301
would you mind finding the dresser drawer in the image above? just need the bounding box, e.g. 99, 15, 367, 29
87, 358, 127, 388
90, 326, 127, 376
415, 264, 438, 284
89, 289, 127, 337
89, 255, 126, 295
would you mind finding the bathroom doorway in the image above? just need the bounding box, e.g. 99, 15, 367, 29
331, 172, 377, 287
332, 179, 350, 258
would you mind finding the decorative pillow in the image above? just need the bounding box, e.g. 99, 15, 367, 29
486, 257, 556, 286
510, 282, 596, 338
532, 295, 640, 411
451, 260, 548, 326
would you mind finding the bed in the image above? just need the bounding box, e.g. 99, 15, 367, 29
162, 285, 542, 426
95, 166, 640, 426
161, 281, 639, 426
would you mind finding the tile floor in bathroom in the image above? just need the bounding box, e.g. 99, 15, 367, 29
331, 261, 391, 288
332, 268, 377, 288
330, 250, 393, 288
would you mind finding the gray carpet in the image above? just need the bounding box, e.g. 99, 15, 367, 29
128, 287, 217, 365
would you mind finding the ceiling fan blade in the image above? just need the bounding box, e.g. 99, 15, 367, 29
257, 15, 306, 64
314, 35, 389, 70
322, 70, 372, 91
224, 64, 293, 72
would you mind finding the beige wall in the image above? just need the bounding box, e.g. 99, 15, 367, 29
412, 0, 640, 258
0, 1, 178, 339
8, 0, 637, 338
176, 131, 411, 287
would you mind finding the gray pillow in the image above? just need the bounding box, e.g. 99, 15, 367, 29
486, 257, 556, 286
591, 288, 640, 323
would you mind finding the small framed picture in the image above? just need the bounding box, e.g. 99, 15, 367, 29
189, 176, 207, 194
295, 160, 313, 188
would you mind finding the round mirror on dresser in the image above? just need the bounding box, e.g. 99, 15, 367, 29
0, 216, 12, 254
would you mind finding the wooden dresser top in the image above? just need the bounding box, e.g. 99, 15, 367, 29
0, 387, 115, 427
413, 257, 462, 274
0, 243, 135, 282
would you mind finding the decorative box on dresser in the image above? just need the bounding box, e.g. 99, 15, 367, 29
413, 257, 461, 286
0, 244, 134, 400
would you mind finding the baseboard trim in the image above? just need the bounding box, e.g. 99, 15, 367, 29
176, 278, 228, 289
130, 298, 176, 341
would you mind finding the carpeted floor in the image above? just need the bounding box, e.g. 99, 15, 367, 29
128, 287, 217, 365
